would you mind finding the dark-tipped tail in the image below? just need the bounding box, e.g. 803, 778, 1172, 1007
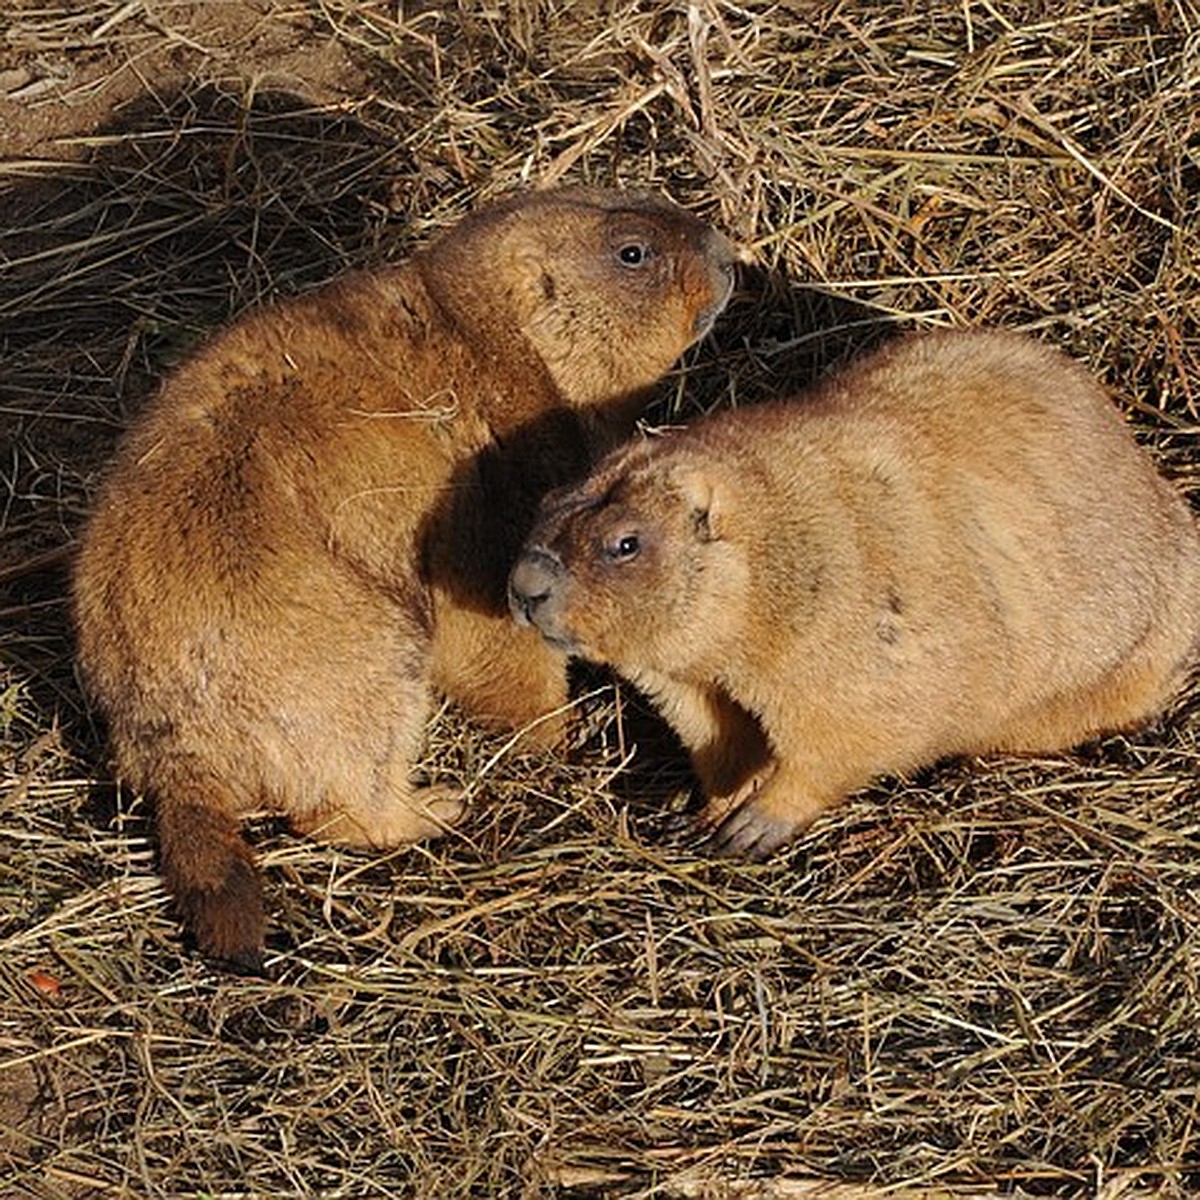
157, 792, 265, 974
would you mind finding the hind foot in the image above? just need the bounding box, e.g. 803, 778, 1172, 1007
295, 784, 465, 850
368, 784, 465, 847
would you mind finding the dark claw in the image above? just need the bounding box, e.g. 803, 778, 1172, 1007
707, 804, 795, 861
662, 813, 691, 840
663, 805, 705, 838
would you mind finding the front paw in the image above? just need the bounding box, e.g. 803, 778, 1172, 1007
690, 759, 778, 832
700, 766, 828, 861
706, 799, 799, 861
664, 763, 782, 851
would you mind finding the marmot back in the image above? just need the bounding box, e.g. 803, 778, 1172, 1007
73, 186, 736, 969
511, 329, 1200, 858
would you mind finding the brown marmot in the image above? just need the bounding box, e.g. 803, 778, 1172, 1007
510, 329, 1200, 857
72, 186, 736, 969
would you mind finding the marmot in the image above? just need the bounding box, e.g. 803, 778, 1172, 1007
510, 329, 1200, 857
73, 186, 736, 968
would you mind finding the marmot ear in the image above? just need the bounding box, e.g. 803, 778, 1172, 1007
509, 245, 561, 320
673, 468, 724, 542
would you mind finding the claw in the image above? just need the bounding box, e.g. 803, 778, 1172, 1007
663, 808, 700, 838
707, 802, 796, 861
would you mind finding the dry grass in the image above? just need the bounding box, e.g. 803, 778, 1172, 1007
2, 1, 1199, 1196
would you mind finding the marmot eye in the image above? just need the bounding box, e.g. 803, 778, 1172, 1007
608, 533, 641, 561
618, 243, 650, 267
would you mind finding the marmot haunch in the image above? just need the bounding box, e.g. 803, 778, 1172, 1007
510, 329, 1200, 858
72, 186, 736, 969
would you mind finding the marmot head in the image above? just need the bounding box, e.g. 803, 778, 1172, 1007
420, 187, 738, 407
509, 433, 748, 673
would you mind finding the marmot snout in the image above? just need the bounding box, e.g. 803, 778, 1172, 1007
73, 186, 735, 969
512, 329, 1200, 858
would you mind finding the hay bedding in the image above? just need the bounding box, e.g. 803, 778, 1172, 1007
1, 0, 1197, 1195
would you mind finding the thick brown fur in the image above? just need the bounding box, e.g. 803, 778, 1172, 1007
72, 187, 735, 969
511, 329, 1200, 858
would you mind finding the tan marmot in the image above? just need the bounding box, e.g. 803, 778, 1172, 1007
510, 329, 1200, 857
73, 186, 736, 969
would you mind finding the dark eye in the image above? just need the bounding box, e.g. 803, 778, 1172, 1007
617, 243, 650, 267
607, 533, 641, 561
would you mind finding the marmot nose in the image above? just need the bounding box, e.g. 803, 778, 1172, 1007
509, 548, 562, 626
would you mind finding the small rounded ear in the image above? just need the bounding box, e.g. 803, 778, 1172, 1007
511, 248, 556, 313
673, 468, 724, 542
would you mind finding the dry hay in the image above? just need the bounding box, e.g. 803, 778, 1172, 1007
2, 1, 1199, 1196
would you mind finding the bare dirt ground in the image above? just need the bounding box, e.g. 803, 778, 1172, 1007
2, 2, 1198, 1197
